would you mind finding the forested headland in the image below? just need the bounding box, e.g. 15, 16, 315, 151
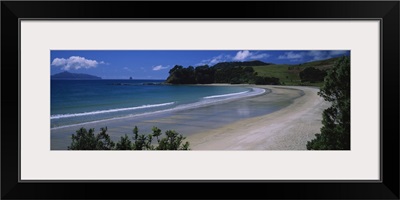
165, 57, 345, 86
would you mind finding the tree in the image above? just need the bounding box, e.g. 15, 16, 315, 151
68, 127, 97, 150
96, 127, 115, 150
129, 126, 152, 150
115, 134, 132, 150
307, 56, 350, 150
68, 126, 190, 150
152, 126, 162, 143
166, 65, 196, 84
299, 67, 327, 83
166, 62, 273, 84
194, 65, 215, 84
157, 130, 190, 150
254, 76, 280, 85
68, 127, 115, 150
166, 65, 185, 84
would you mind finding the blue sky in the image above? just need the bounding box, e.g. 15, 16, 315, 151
51, 50, 350, 80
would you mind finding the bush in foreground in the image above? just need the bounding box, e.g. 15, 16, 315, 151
307, 56, 350, 150
68, 126, 190, 150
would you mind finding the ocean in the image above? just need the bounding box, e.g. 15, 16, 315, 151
51, 80, 266, 128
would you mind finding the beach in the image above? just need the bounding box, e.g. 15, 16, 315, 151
187, 85, 330, 150
51, 84, 329, 150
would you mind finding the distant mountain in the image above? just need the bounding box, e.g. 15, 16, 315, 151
212, 60, 273, 69
51, 71, 102, 80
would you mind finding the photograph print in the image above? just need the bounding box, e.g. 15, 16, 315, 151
50, 50, 350, 151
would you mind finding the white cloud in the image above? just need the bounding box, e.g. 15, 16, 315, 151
233, 50, 252, 61
123, 67, 134, 72
152, 65, 168, 71
306, 50, 348, 62
250, 53, 270, 59
197, 51, 270, 66
329, 50, 348, 56
307, 51, 329, 61
278, 52, 304, 59
51, 56, 104, 70
234, 51, 270, 61
307, 51, 346, 62
209, 55, 230, 65
209, 55, 223, 65
307, 51, 324, 57
197, 54, 231, 66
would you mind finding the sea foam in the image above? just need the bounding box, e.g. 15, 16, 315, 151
203, 91, 249, 99
51, 102, 175, 119
51, 87, 267, 129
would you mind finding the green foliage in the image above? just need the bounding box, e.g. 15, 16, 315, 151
157, 130, 190, 150
68, 126, 190, 150
116, 134, 132, 150
68, 127, 115, 150
299, 67, 327, 83
166, 62, 273, 85
215, 65, 257, 84
152, 126, 162, 143
194, 65, 215, 84
96, 127, 115, 150
68, 127, 97, 150
254, 76, 280, 85
307, 56, 350, 150
212, 60, 272, 68
166, 65, 196, 84
253, 57, 341, 86
167, 57, 341, 86
131, 126, 152, 150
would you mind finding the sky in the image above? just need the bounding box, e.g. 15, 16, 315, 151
50, 50, 350, 80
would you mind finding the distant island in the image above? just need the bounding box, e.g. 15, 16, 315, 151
51, 71, 102, 80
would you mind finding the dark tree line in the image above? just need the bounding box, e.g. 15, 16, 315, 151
166, 65, 197, 84
299, 67, 327, 83
212, 60, 272, 68
166, 63, 279, 85
254, 76, 280, 85
307, 56, 350, 150
214, 66, 255, 84
68, 126, 190, 150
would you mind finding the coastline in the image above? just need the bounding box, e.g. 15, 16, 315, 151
187, 85, 330, 150
51, 84, 328, 150
51, 85, 266, 130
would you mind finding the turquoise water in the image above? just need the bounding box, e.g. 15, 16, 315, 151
51, 80, 265, 128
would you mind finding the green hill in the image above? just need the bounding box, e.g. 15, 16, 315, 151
212, 60, 273, 69
165, 57, 347, 86
252, 57, 342, 86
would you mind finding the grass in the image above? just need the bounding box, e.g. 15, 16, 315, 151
251, 57, 340, 86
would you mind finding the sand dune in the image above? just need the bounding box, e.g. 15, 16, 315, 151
187, 86, 330, 150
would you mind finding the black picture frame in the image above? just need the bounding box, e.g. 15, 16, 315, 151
2, 1, 399, 199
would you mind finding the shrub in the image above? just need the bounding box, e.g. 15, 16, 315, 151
307, 56, 350, 150
69, 126, 190, 150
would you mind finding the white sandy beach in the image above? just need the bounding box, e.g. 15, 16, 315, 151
187, 86, 330, 150
51, 85, 329, 150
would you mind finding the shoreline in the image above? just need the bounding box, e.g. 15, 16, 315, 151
51, 85, 266, 130
51, 84, 328, 150
186, 85, 330, 150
